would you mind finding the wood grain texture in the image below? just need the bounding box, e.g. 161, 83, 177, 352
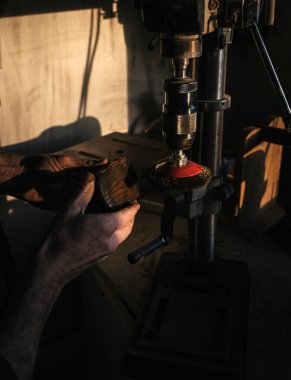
0, 7, 168, 153
0, 9, 128, 149
236, 116, 285, 238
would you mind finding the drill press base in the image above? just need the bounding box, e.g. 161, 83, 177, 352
124, 254, 249, 380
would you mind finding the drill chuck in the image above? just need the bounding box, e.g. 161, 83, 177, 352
162, 78, 197, 151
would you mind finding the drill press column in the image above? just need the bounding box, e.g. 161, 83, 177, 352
189, 29, 232, 264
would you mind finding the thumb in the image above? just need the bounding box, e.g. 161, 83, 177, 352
52, 172, 95, 230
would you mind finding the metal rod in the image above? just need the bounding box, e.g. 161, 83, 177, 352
188, 30, 229, 265
249, 23, 291, 125
172, 58, 189, 79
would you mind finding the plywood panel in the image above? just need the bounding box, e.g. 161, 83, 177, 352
236, 117, 285, 238
0, 9, 128, 150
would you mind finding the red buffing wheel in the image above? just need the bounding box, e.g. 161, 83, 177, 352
155, 160, 203, 178
148, 158, 211, 191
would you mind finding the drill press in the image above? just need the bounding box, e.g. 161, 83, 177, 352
124, 1, 287, 379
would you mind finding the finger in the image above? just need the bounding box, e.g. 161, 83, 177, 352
112, 223, 135, 248
115, 215, 136, 233
115, 203, 140, 219
97, 255, 109, 264
115, 203, 140, 227
96, 203, 140, 231
53, 172, 95, 228
68, 171, 95, 214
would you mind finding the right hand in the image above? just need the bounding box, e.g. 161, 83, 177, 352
37, 172, 140, 285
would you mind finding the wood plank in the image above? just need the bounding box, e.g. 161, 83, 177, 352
236, 116, 285, 238
0, 10, 128, 149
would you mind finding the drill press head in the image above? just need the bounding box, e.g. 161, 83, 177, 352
150, 38, 212, 190
136, 1, 262, 191
135, 1, 215, 190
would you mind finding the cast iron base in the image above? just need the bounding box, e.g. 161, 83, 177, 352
123, 253, 249, 380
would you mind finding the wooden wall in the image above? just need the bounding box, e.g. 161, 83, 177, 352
0, 6, 167, 154
0, 10, 120, 151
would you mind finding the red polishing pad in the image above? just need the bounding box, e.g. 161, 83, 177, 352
148, 159, 211, 190
155, 160, 202, 178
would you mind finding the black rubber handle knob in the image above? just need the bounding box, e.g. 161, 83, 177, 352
128, 236, 168, 264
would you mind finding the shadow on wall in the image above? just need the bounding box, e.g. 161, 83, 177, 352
118, 0, 169, 136
1, 0, 167, 138
128, 93, 162, 137
0, 117, 101, 155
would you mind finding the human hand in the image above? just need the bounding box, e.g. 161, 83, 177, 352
8, 154, 107, 208
0, 154, 139, 211
37, 172, 140, 285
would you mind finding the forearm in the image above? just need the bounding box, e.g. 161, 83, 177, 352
0, 153, 26, 194
0, 259, 63, 380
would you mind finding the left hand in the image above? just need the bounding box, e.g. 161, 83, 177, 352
1, 154, 108, 210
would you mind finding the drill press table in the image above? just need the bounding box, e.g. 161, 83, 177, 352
27, 132, 291, 380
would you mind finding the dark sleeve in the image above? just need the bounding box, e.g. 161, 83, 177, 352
0, 220, 19, 309
0, 356, 17, 380
0, 221, 19, 288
